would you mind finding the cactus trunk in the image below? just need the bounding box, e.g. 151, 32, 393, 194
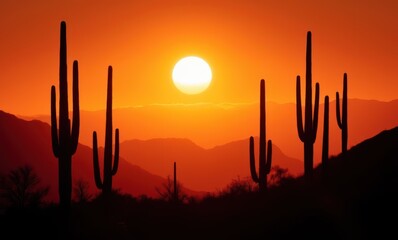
249, 79, 272, 192
173, 162, 178, 202
322, 96, 329, 168
103, 66, 114, 192
93, 66, 120, 197
51, 21, 80, 210
58, 155, 71, 209
336, 73, 348, 153
296, 31, 320, 178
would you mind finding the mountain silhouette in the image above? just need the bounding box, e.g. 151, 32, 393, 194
2, 114, 396, 239
0, 110, 202, 202
24, 98, 398, 164
119, 137, 301, 192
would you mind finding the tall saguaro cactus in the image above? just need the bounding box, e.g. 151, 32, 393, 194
322, 96, 329, 168
336, 73, 348, 153
93, 66, 120, 196
296, 31, 320, 177
249, 79, 272, 192
173, 162, 178, 202
51, 21, 80, 210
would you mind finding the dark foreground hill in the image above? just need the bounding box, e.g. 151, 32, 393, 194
1, 126, 397, 239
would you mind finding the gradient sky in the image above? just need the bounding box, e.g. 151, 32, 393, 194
0, 0, 397, 116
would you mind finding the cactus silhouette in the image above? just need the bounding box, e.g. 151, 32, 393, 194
249, 79, 272, 192
296, 31, 320, 177
173, 162, 178, 202
51, 21, 80, 210
93, 66, 120, 196
336, 73, 348, 153
322, 96, 329, 169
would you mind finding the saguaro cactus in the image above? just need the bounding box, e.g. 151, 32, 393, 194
173, 162, 178, 202
322, 96, 329, 168
93, 66, 120, 196
296, 31, 320, 177
336, 73, 348, 153
249, 79, 272, 192
51, 21, 80, 210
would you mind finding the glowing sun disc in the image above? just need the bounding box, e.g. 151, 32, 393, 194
172, 56, 212, 94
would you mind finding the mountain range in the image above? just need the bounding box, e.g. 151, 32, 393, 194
0, 109, 301, 202
3, 111, 397, 239
25, 99, 398, 165
0, 110, 202, 202
6, 98, 398, 198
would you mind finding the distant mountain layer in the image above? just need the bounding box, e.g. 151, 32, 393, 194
25, 99, 398, 164
0, 110, 203, 203
119, 137, 302, 192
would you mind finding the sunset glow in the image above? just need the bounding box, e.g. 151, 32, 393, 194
0, 1, 397, 238
172, 56, 212, 95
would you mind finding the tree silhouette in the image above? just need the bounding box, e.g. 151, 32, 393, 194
156, 175, 187, 203
296, 31, 320, 178
0, 165, 49, 208
51, 21, 80, 210
73, 178, 92, 203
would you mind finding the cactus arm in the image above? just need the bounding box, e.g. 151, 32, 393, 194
111, 128, 120, 175
336, 91, 343, 129
311, 82, 320, 143
249, 137, 259, 183
70, 60, 80, 154
51, 86, 60, 158
296, 76, 305, 141
92, 131, 103, 189
265, 140, 272, 174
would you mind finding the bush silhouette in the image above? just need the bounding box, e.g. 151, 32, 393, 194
73, 178, 92, 204
0, 165, 49, 208
268, 166, 294, 187
218, 177, 258, 197
156, 175, 187, 203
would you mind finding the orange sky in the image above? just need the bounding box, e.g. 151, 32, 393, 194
0, 0, 397, 116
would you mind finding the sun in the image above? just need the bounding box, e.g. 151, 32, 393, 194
172, 56, 212, 95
